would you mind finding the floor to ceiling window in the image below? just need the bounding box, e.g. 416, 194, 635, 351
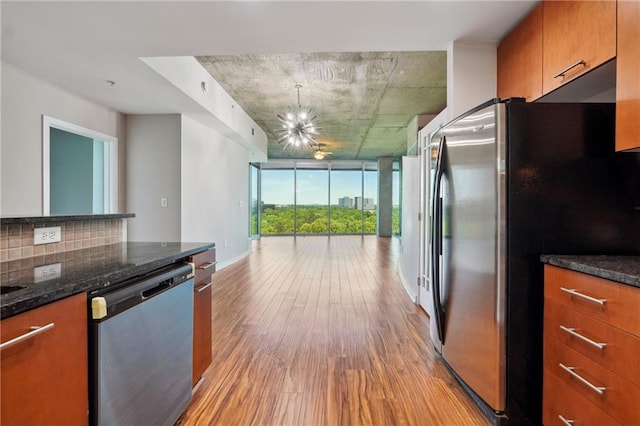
258, 161, 379, 236
260, 168, 295, 235
363, 165, 378, 234
295, 165, 329, 234
249, 164, 260, 237
330, 165, 363, 234
392, 160, 401, 235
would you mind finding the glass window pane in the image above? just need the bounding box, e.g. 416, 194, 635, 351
392, 164, 401, 235
330, 170, 363, 234
363, 170, 378, 234
296, 169, 328, 234
260, 169, 295, 235
250, 166, 259, 236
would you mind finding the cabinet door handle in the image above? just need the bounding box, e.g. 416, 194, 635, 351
196, 282, 213, 293
553, 60, 586, 78
198, 261, 217, 270
559, 363, 606, 395
558, 414, 574, 425
560, 287, 606, 305
560, 325, 607, 350
0, 323, 55, 351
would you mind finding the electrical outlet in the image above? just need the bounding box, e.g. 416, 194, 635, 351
224, 239, 228, 247
34, 263, 62, 282
161, 198, 168, 208
34, 226, 61, 245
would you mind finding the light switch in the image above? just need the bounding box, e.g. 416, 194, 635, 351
161, 198, 168, 208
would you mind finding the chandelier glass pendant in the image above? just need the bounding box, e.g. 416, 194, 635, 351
276, 84, 320, 151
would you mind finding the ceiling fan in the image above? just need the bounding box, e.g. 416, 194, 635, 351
313, 145, 333, 160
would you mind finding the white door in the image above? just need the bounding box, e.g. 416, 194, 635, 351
399, 156, 419, 302
418, 128, 432, 315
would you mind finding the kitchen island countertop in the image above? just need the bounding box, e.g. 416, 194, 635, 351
1, 242, 214, 318
541, 255, 640, 288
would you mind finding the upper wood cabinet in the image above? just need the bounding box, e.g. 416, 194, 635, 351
616, 0, 640, 151
497, 4, 543, 101
542, 1, 616, 94
1, 293, 88, 425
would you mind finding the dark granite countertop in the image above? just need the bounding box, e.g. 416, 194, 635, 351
0, 241, 214, 318
541, 255, 640, 288
1, 213, 135, 225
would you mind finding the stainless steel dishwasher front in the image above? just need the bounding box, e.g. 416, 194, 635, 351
89, 263, 194, 426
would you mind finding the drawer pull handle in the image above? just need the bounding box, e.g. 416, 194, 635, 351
558, 415, 574, 425
196, 282, 213, 293
198, 261, 217, 270
559, 363, 606, 395
0, 323, 55, 350
560, 325, 607, 350
560, 287, 606, 305
554, 60, 586, 79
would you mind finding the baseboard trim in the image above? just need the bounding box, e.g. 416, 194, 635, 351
398, 266, 418, 304
216, 248, 252, 271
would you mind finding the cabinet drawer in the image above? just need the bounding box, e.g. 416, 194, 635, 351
544, 265, 640, 337
544, 366, 619, 426
544, 334, 640, 425
190, 248, 216, 285
545, 297, 640, 387
1, 293, 88, 425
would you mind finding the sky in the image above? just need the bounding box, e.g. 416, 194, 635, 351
260, 169, 400, 205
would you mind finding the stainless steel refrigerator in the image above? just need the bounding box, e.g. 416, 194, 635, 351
428, 98, 640, 425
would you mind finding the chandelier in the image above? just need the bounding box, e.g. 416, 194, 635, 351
276, 85, 320, 151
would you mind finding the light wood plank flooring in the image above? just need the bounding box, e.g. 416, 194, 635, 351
179, 236, 490, 425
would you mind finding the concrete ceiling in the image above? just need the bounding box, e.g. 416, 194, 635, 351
1, 1, 538, 160
198, 51, 446, 160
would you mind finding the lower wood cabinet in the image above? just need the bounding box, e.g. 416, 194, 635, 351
544, 265, 640, 425
190, 248, 216, 386
1, 293, 88, 426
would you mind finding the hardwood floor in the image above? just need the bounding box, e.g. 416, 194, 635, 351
179, 236, 490, 425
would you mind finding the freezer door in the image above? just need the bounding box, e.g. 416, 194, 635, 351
439, 102, 506, 411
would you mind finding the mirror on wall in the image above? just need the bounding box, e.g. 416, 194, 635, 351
43, 116, 118, 215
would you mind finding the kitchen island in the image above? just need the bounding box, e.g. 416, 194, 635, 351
0, 240, 215, 426
1, 241, 215, 318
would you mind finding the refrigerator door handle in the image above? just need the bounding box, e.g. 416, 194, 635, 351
431, 136, 447, 344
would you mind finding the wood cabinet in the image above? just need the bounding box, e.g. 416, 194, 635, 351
542, 0, 616, 94
544, 265, 640, 425
497, 3, 543, 101
616, 0, 640, 151
1, 293, 88, 425
190, 248, 216, 386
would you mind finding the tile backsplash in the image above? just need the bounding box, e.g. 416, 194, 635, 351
0, 219, 127, 262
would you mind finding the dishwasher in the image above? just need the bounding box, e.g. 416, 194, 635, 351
88, 263, 194, 426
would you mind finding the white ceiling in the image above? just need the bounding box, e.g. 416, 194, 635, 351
1, 1, 537, 122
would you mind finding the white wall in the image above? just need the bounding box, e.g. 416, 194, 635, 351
125, 114, 251, 267
181, 115, 250, 268
1, 63, 125, 215
447, 42, 497, 120
126, 114, 182, 242
141, 56, 268, 163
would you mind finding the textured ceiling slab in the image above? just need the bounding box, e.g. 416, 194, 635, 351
197, 51, 446, 161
